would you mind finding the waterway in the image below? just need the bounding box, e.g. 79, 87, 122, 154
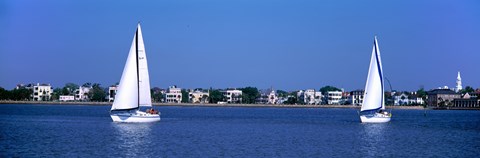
1, 104, 478, 157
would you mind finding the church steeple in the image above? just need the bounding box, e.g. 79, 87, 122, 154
456, 71, 462, 92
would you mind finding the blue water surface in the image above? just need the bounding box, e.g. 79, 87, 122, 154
0, 104, 479, 157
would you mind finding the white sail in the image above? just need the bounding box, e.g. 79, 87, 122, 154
361, 36, 384, 112
111, 31, 139, 110
136, 24, 152, 107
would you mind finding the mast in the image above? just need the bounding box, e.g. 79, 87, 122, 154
136, 26, 140, 109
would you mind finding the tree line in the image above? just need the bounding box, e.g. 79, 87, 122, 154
1, 84, 478, 104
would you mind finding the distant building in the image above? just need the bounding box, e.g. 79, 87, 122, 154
301, 89, 321, 105
75, 86, 91, 101
456, 71, 463, 93
223, 89, 242, 103
108, 85, 118, 102
59, 95, 75, 102
427, 89, 461, 107
453, 93, 479, 108
32, 83, 52, 101
349, 90, 364, 106
267, 89, 278, 104
165, 85, 182, 103
394, 93, 410, 105
325, 91, 342, 105
257, 88, 278, 104
189, 89, 209, 103
341, 91, 350, 105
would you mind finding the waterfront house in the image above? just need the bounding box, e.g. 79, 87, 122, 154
74, 86, 91, 101
165, 85, 182, 103
108, 85, 117, 102
189, 89, 209, 103
324, 91, 342, 105
349, 90, 364, 106
32, 83, 52, 101
393, 93, 409, 105
453, 93, 479, 108
268, 89, 278, 104
257, 88, 279, 104
426, 89, 461, 107
297, 89, 322, 105
222, 89, 242, 103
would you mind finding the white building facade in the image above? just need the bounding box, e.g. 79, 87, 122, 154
325, 91, 342, 105
75, 86, 91, 101
349, 90, 364, 105
189, 90, 209, 103
305, 89, 322, 105
223, 89, 242, 103
59, 95, 75, 102
32, 83, 52, 101
267, 89, 278, 104
108, 85, 118, 102
394, 93, 409, 105
165, 85, 182, 103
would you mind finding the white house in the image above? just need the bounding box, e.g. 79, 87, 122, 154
108, 85, 118, 102
75, 86, 91, 101
165, 85, 182, 103
325, 91, 342, 105
349, 90, 364, 106
305, 89, 322, 105
189, 90, 209, 103
394, 93, 409, 105
267, 89, 278, 104
59, 95, 75, 102
223, 89, 242, 103
32, 83, 52, 101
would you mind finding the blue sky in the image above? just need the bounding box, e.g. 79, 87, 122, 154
0, 0, 479, 91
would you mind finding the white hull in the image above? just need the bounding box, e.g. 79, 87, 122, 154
111, 110, 160, 123
360, 113, 391, 123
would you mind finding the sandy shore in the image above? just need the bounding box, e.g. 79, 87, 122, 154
0, 100, 429, 109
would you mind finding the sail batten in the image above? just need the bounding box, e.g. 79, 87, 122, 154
361, 37, 385, 112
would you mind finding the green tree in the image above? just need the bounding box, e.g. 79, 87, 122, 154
63, 83, 79, 95
10, 88, 33, 101
151, 87, 163, 102
276, 90, 288, 98
51, 88, 63, 101
240, 87, 260, 104
416, 88, 427, 98
461, 86, 475, 94
320, 86, 341, 94
181, 89, 189, 103
209, 90, 225, 104
89, 83, 106, 102
0, 87, 10, 100
82, 82, 92, 87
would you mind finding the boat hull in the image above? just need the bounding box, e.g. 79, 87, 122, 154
360, 113, 391, 123
110, 110, 160, 123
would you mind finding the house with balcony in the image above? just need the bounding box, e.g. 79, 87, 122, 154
165, 85, 182, 103
32, 83, 52, 101
189, 89, 209, 103
222, 89, 242, 103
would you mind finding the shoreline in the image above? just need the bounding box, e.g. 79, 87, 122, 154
2, 100, 478, 110
0, 100, 431, 110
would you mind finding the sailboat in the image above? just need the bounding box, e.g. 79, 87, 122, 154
360, 36, 391, 123
110, 23, 161, 123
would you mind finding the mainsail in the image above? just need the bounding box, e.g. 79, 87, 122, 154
111, 24, 152, 111
361, 36, 385, 112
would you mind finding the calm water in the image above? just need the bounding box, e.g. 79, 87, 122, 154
0, 104, 479, 157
